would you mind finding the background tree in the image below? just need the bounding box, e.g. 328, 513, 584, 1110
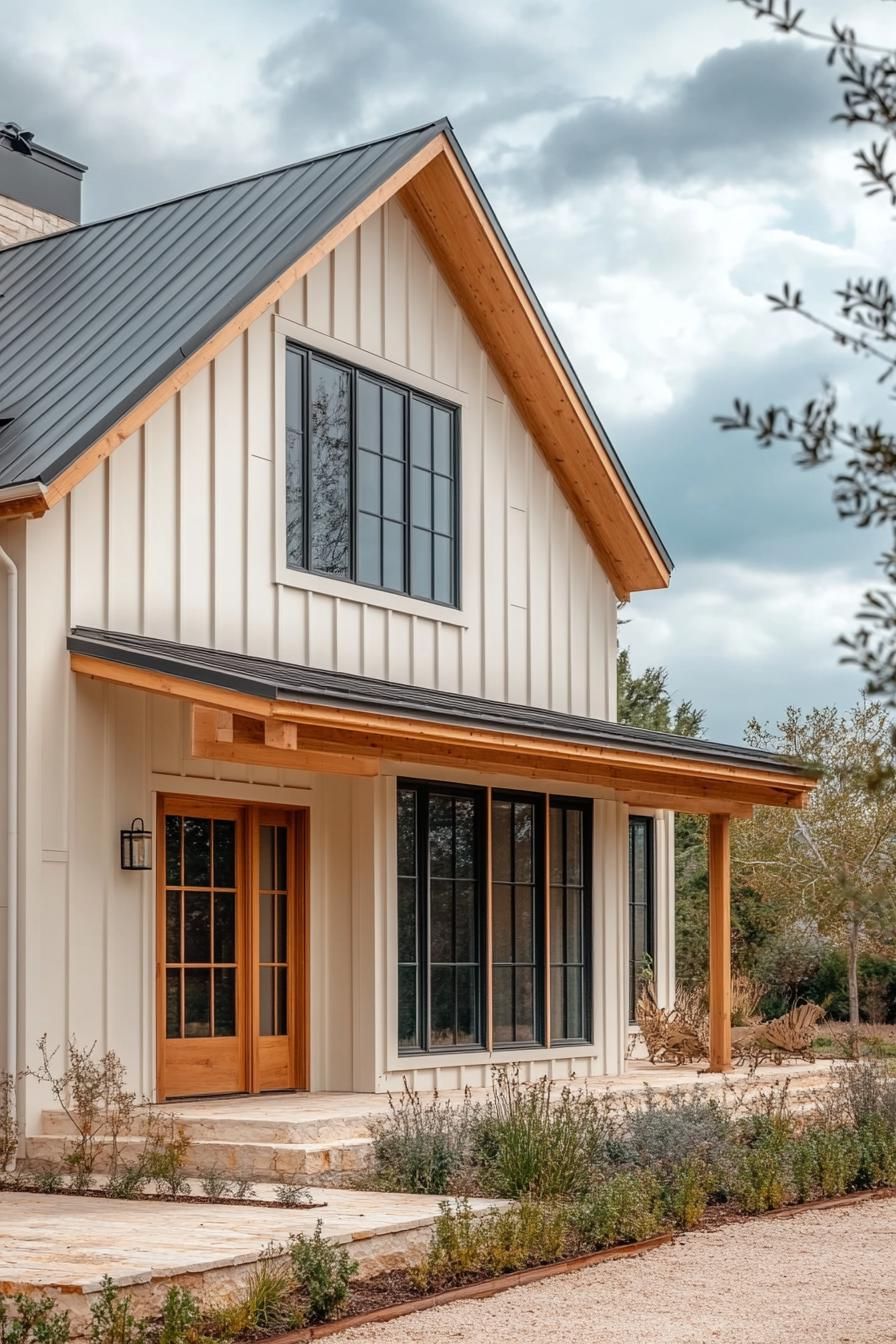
718, 1, 896, 702
731, 698, 896, 1023
617, 650, 711, 982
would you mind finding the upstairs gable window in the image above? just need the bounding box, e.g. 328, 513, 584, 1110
285, 343, 459, 607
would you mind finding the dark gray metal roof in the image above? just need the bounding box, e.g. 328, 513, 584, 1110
68, 626, 812, 778
0, 117, 670, 570
0, 121, 446, 489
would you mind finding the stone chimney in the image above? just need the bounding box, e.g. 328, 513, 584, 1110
0, 122, 86, 247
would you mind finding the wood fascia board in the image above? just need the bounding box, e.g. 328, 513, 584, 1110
398, 149, 670, 598
72, 651, 812, 807
34, 134, 449, 511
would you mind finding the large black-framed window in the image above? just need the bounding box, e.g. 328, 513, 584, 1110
628, 815, 655, 1023
397, 781, 485, 1053
491, 792, 545, 1046
285, 343, 459, 607
397, 781, 594, 1056
550, 798, 592, 1045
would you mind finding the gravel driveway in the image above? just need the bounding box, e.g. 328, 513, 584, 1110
344, 1198, 896, 1343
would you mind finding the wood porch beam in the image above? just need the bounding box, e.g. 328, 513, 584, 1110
707, 813, 732, 1072
620, 791, 753, 819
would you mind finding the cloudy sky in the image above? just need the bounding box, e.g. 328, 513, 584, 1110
7, 0, 893, 740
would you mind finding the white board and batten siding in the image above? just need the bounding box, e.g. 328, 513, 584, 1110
10, 196, 653, 1121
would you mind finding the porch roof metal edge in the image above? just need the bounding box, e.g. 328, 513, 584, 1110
67, 626, 818, 781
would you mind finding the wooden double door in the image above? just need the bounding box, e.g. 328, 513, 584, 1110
157, 797, 308, 1100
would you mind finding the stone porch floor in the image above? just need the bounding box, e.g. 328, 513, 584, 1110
157, 1056, 835, 1126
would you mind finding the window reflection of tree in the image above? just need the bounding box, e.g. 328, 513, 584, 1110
285, 425, 303, 568
309, 362, 351, 576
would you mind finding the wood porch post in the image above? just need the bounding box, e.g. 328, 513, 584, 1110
707, 812, 732, 1071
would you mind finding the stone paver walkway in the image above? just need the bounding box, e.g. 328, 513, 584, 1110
1, 1187, 495, 1291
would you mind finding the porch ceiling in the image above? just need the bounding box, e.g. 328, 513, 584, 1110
67, 627, 819, 815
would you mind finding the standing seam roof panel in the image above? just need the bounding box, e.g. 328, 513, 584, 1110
0, 123, 442, 486
20, 138, 424, 480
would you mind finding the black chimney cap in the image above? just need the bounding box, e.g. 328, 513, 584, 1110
0, 124, 86, 223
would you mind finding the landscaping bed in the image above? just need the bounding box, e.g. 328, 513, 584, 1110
6, 1052, 896, 1342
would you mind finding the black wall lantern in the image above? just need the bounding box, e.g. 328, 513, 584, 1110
121, 818, 152, 870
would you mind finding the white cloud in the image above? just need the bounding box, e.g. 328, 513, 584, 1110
623, 560, 869, 739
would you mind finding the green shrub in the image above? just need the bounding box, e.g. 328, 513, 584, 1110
33, 1167, 64, 1195
240, 1255, 298, 1333
0, 1292, 71, 1343
733, 1140, 791, 1214
156, 1288, 200, 1344
475, 1070, 614, 1199
477, 1200, 569, 1277
89, 1278, 148, 1344
143, 1120, 191, 1199
856, 1114, 896, 1188
198, 1169, 234, 1200
830, 1059, 896, 1130
105, 1164, 148, 1200
369, 1084, 471, 1195
417, 1198, 571, 1289
274, 1177, 313, 1207
662, 1157, 712, 1230
789, 1137, 817, 1203
414, 1199, 484, 1287
811, 1127, 861, 1198
569, 1171, 664, 1250
288, 1222, 357, 1324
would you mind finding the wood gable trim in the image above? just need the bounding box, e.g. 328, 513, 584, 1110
9, 138, 670, 597
400, 150, 669, 598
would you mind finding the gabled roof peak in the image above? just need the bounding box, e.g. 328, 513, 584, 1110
0, 117, 453, 254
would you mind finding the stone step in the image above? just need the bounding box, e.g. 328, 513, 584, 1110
39, 1108, 376, 1145
26, 1132, 375, 1180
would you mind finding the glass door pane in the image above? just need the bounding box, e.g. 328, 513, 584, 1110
164, 814, 238, 1039
258, 824, 289, 1038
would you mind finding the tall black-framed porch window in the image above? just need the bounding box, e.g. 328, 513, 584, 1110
397, 781, 594, 1056
491, 792, 545, 1045
550, 798, 592, 1044
285, 343, 459, 607
628, 815, 655, 1023
397, 781, 485, 1053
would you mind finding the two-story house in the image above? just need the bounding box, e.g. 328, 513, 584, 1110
0, 118, 814, 1135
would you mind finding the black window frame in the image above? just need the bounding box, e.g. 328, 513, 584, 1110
628, 815, 656, 1024
490, 789, 546, 1048
549, 796, 593, 1046
285, 341, 461, 610
397, 779, 487, 1055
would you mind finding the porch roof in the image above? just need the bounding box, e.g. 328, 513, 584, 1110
67, 626, 818, 815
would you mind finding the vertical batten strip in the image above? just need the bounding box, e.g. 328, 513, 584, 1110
708, 812, 732, 1071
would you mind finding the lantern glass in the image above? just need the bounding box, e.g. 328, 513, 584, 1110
121, 819, 153, 870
